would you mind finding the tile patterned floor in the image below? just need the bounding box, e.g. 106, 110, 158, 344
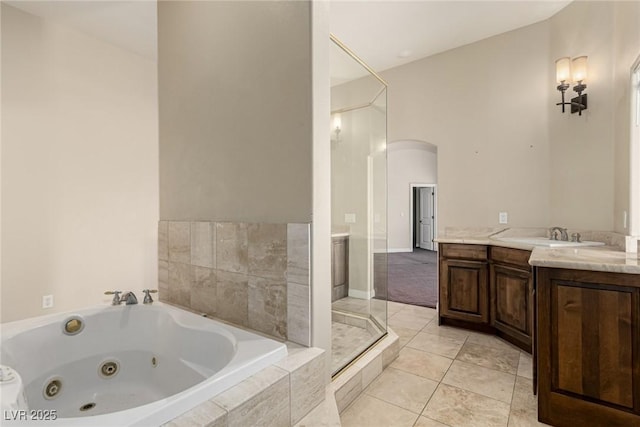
340, 301, 548, 427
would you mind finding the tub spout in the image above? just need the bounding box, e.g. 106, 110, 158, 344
121, 292, 138, 305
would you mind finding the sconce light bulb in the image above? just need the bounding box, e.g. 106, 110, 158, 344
571, 56, 588, 83
332, 113, 342, 134
555, 57, 572, 84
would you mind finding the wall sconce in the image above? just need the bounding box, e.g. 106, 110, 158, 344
555, 56, 588, 116
331, 113, 342, 143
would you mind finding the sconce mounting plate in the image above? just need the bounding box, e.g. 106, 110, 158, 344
571, 93, 587, 114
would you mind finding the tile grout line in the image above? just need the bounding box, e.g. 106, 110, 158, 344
356, 392, 421, 425
391, 303, 535, 426
506, 370, 519, 427
414, 333, 467, 424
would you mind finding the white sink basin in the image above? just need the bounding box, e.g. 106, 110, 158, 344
495, 236, 606, 248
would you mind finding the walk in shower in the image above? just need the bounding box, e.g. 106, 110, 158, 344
330, 35, 388, 376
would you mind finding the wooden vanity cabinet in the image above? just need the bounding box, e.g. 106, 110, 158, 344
439, 244, 490, 327
489, 246, 534, 352
439, 243, 534, 353
537, 267, 640, 427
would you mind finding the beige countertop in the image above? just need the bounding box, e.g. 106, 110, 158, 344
331, 233, 349, 238
435, 227, 640, 274
528, 247, 640, 274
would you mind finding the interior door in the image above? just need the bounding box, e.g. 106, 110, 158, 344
419, 187, 434, 250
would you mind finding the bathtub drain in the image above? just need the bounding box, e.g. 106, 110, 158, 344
99, 360, 119, 378
43, 379, 62, 399
79, 402, 96, 412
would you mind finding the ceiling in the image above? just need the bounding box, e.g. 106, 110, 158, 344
330, 0, 572, 78
6, 1, 571, 75
5, 0, 157, 60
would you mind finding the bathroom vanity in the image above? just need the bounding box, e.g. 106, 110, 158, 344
439, 243, 534, 353
535, 266, 640, 427
529, 248, 640, 427
437, 231, 640, 427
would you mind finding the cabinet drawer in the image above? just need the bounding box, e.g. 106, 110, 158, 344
491, 246, 531, 269
440, 244, 488, 261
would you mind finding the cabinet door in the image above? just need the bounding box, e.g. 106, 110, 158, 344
440, 259, 489, 324
332, 238, 347, 288
331, 238, 349, 302
490, 264, 533, 351
538, 268, 640, 426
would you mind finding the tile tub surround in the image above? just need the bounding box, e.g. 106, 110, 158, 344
164, 346, 326, 427
159, 221, 311, 345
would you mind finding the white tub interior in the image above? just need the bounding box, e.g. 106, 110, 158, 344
0, 303, 287, 426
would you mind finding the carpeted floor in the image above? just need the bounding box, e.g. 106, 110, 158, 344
387, 248, 437, 308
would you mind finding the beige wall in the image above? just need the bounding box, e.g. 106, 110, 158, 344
382, 21, 551, 232
157, 1, 332, 361
383, 1, 639, 234
330, 51, 388, 296
158, 1, 312, 224
548, 0, 639, 233
612, 1, 640, 234
1, 5, 159, 322
548, 1, 616, 231
388, 140, 437, 251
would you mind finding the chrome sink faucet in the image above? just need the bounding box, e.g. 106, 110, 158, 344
549, 226, 569, 241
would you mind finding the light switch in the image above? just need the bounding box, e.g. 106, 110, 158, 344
345, 213, 356, 223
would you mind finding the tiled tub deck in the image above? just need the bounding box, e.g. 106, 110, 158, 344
164, 345, 326, 427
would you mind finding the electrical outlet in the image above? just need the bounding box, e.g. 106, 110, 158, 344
623, 211, 628, 229
499, 212, 508, 224
345, 213, 356, 223
42, 295, 54, 309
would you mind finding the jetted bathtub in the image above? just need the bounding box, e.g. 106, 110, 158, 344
0, 302, 287, 426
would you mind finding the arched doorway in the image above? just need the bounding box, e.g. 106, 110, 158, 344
387, 139, 438, 308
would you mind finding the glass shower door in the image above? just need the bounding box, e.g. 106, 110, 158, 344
329, 35, 388, 376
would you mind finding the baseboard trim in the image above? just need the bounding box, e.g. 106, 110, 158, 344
348, 289, 371, 299
387, 248, 413, 253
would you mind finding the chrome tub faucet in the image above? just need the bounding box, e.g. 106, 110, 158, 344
105, 291, 138, 305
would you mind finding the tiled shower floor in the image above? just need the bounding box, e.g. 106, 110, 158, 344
340, 301, 546, 427
331, 321, 378, 373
